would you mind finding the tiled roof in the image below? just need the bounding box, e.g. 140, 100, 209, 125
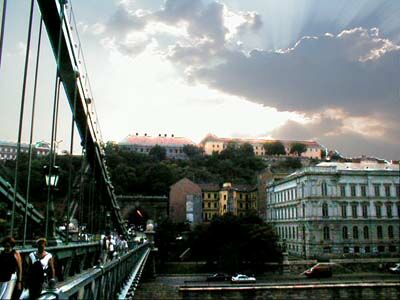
199, 134, 322, 148
317, 162, 399, 171
120, 134, 195, 147
198, 183, 220, 191
222, 184, 256, 192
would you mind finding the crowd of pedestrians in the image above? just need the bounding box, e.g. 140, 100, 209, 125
101, 233, 129, 263
0, 233, 131, 299
0, 237, 54, 300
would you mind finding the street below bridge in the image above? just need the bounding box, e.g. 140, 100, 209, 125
135, 273, 400, 300
157, 272, 399, 286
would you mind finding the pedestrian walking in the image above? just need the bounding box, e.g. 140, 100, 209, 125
107, 235, 115, 261
27, 238, 55, 299
0, 236, 22, 300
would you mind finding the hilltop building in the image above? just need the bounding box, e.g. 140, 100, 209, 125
265, 162, 400, 258
0, 140, 50, 160
119, 133, 195, 159
199, 134, 325, 159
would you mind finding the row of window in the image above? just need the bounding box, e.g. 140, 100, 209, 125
269, 183, 400, 204
336, 183, 400, 198
203, 202, 218, 209
277, 225, 399, 241
323, 202, 400, 218
203, 193, 253, 200
286, 244, 397, 255
129, 147, 184, 154
324, 225, 397, 240
272, 206, 298, 220
0, 154, 16, 159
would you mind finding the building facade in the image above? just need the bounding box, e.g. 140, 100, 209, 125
219, 183, 258, 217
119, 133, 195, 159
0, 140, 50, 160
169, 179, 258, 223
266, 162, 400, 258
199, 183, 220, 222
199, 134, 325, 159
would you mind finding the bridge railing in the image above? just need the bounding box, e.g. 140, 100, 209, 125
16, 242, 150, 299
39, 244, 150, 299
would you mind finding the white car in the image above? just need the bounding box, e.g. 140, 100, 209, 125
231, 274, 256, 283
389, 263, 400, 274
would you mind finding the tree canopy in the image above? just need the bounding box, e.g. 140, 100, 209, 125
188, 213, 282, 273
149, 145, 167, 161
102, 142, 266, 195
290, 143, 307, 156
263, 141, 286, 155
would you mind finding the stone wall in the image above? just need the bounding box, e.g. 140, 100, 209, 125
180, 283, 400, 300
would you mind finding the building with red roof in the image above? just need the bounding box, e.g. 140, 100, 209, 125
119, 133, 195, 159
199, 134, 325, 159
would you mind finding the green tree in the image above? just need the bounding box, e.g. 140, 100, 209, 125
238, 143, 255, 157
290, 142, 307, 156
263, 141, 286, 155
149, 145, 167, 161
189, 213, 281, 273
219, 142, 238, 160
182, 144, 202, 158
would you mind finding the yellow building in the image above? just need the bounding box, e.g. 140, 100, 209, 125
219, 183, 258, 216
199, 184, 220, 222
199, 134, 325, 159
200, 183, 258, 221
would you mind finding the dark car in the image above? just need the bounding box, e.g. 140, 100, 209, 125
206, 273, 228, 281
304, 263, 333, 278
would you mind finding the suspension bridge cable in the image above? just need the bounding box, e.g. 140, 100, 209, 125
10, 0, 35, 236
45, 0, 66, 240
45, 75, 60, 239
66, 66, 79, 244
0, 0, 8, 69
23, 17, 43, 247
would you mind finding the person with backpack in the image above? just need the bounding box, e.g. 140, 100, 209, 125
0, 236, 22, 299
27, 238, 55, 299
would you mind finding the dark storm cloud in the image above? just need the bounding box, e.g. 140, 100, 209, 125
271, 116, 400, 160
193, 28, 399, 117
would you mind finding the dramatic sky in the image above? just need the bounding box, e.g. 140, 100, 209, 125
0, 0, 399, 160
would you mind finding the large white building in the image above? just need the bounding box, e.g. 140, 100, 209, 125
0, 140, 50, 160
266, 162, 400, 258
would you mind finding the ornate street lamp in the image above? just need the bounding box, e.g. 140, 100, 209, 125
44, 165, 59, 243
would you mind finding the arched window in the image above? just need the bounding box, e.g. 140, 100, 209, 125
321, 182, 327, 196
342, 226, 348, 239
375, 203, 382, 218
363, 226, 369, 239
353, 226, 359, 239
323, 226, 330, 240
386, 203, 393, 218
362, 203, 368, 218
322, 203, 328, 217
377, 225, 383, 239
388, 226, 394, 239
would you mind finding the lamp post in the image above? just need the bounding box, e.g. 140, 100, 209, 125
106, 211, 111, 234
44, 165, 59, 243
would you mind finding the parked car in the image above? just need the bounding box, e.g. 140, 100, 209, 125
389, 263, 400, 274
206, 273, 229, 281
231, 274, 256, 283
303, 263, 332, 278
